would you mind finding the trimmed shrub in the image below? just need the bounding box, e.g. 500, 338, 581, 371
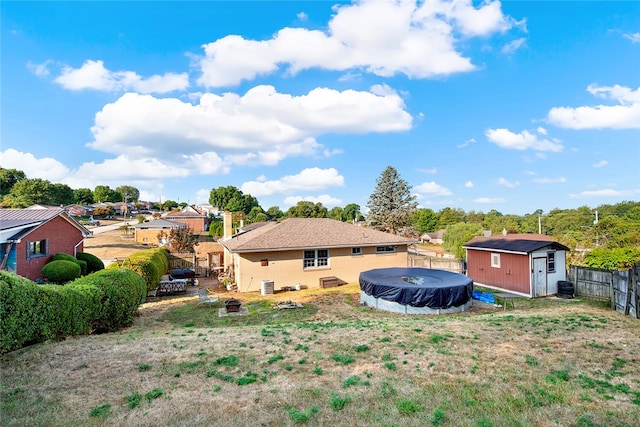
41, 260, 81, 284
52, 253, 87, 275
69, 268, 146, 332
76, 252, 105, 274
0, 272, 43, 353
1, 268, 146, 353
109, 247, 169, 291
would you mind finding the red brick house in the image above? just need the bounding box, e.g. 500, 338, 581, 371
463, 234, 569, 298
164, 205, 208, 232
0, 207, 91, 282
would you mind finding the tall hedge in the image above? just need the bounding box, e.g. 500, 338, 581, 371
108, 247, 169, 291
0, 269, 146, 354
73, 268, 147, 332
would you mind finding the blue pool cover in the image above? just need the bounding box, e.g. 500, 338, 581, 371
360, 267, 473, 309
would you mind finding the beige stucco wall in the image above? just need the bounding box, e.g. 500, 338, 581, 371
233, 246, 410, 293
134, 229, 162, 245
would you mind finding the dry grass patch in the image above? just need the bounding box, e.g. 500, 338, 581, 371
2, 286, 640, 426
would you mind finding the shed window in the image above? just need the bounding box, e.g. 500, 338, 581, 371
27, 239, 47, 259
490, 253, 501, 268
303, 249, 329, 269
547, 251, 556, 273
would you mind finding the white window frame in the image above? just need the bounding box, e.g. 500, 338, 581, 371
351, 247, 362, 256
303, 249, 329, 269
547, 251, 556, 273
490, 252, 501, 268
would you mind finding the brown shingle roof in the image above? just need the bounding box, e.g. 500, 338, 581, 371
221, 218, 418, 253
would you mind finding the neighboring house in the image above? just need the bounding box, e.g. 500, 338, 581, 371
421, 229, 446, 244
164, 205, 209, 232
0, 207, 92, 282
129, 219, 186, 245
65, 204, 94, 217
463, 234, 569, 298
219, 214, 419, 293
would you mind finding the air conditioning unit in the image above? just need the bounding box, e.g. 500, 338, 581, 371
261, 280, 274, 295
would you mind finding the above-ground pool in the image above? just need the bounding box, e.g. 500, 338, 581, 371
359, 267, 473, 314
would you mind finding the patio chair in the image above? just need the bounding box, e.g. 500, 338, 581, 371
198, 289, 219, 306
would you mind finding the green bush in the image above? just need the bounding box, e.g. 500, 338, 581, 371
69, 268, 146, 332
0, 268, 146, 354
109, 247, 169, 291
0, 272, 43, 353
52, 253, 87, 275
41, 260, 81, 284
76, 252, 105, 274
582, 247, 640, 270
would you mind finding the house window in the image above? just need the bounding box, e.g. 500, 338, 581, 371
376, 246, 396, 254
27, 239, 47, 259
351, 247, 362, 256
303, 249, 329, 269
490, 253, 501, 268
547, 251, 556, 273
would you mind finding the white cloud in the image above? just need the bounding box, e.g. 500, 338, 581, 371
283, 194, 343, 207
414, 181, 452, 196
27, 60, 53, 77
570, 188, 640, 198
474, 197, 504, 204
464, 181, 474, 188
0, 149, 69, 181
497, 177, 519, 188
593, 160, 608, 168
623, 32, 640, 43
241, 168, 344, 197
501, 37, 526, 54
54, 60, 189, 94
486, 128, 563, 152
88, 85, 411, 170
297, 12, 308, 22
417, 167, 437, 174
547, 84, 640, 129
532, 176, 566, 184
536, 127, 547, 135
195, 188, 211, 205
196, 0, 519, 87
457, 137, 476, 148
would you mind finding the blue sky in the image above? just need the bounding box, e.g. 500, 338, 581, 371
2, 1, 639, 215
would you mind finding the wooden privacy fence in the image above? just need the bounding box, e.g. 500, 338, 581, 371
568, 263, 639, 319
409, 255, 466, 274
168, 252, 220, 277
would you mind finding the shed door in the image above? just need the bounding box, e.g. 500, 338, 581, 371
532, 257, 547, 297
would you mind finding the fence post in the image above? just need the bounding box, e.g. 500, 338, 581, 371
610, 272, 615, 310
624, 269, 632, 316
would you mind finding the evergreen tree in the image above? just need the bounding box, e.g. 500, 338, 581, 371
366, 166, 417, 234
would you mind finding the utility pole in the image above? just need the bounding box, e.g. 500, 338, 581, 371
538, 214, 542, 234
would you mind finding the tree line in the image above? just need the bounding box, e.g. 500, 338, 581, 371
3, 166, 638, 256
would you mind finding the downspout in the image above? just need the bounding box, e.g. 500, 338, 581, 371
74, 239, 84, 257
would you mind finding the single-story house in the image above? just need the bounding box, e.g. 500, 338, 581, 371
0, 206, 92, 282
219, 214, 419, 293
129, 219, 186, 245
462, 233, 569, 298
164, 205, 209, 232
421, 229, 446, 244
64, 204, 94, 217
